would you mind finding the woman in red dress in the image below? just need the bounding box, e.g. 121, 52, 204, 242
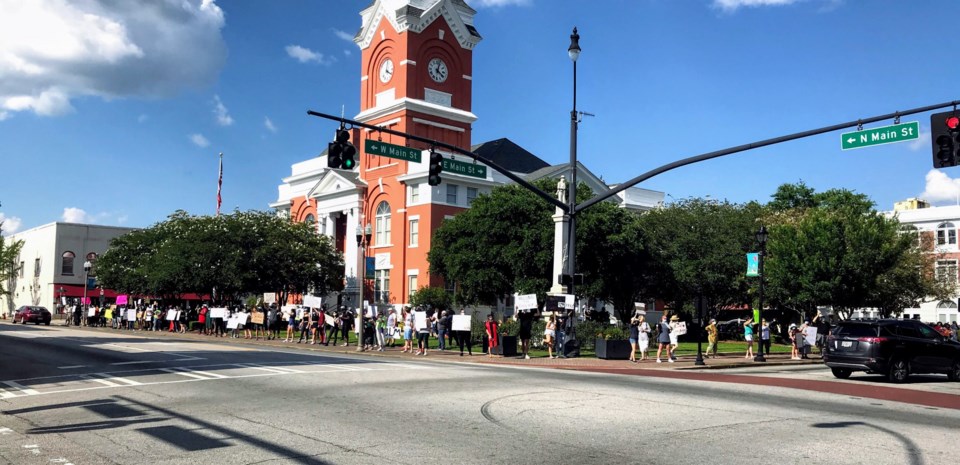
485, 313, 499, 358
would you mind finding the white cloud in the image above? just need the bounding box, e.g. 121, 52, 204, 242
190, 133, 210, 147
470, 0, 532, 7
0, 0, 227, 120
713, 0, 802, 11
0, 213, 23, 235
116, 215, 129, 225
264, 117, 277, 133
213, 94, 233, 126
285, 45, 334, 65
0, 111, 8, 121
920, 169, 960, 204
332, 29, 354, 42
908, 128, 931, 152
61, 207, 92, 223
343, 49, 352, 57
137, 113, 148, 123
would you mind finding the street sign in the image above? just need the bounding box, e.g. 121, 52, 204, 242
841, 121, 920, 150
442, 158, 487, 179
365, 140, 422, 163
746, 253, 759, 277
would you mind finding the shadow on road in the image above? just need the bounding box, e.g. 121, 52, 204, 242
812, 421, 924, 465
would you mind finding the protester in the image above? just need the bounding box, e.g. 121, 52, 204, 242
705, 319, 718, 358
517, 308, 535, 360
629, 313, 641, 363
789, 323, 800, 360
669, 315, 681, 351
386, 309, 397, 348
743, 318, 755, 359
437, 310, 451, 351
284, 307, 296, 342
416, 311, 431, 356
456, 309, 472, 356
402, 308, 414, 353
656, 314, 674, 363
544, 314, 557, 359
375, 312, 387, 351
761, 319, 771, 355
484, 313, 499, 358
637, 315, 651, 361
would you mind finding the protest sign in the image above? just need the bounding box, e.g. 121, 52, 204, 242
87, 308, 96, 317
116, 295, 128, 306
226, 318, 239, 329
126, 308, 137, 322
209, 307, 226, 319
251, 312, 265, 325
515, 294, 538, 311
674, 322, 688, 336
237, 313, 249, 325
414, 311, 427, 330
452, 315, 471, 332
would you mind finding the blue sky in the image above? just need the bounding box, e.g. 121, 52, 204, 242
3, 0, 960, 234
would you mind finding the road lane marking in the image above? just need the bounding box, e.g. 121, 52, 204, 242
181, 368, 228, 379
110, 361, 156, 366
0, 427, 12, 435
237, 363, 303, 374
85, 377, 120, 387
89, 373, 143, 386
57, 365, 87, 369
159, 368, 210, 380
0, 389, 16, 399
3, 381, 39, 395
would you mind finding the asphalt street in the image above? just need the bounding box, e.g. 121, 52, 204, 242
1, 322, 958, 465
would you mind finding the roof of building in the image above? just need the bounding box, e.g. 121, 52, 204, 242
471, 138, 550, 174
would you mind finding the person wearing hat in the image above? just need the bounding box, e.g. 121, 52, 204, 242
668, 314, 681, 354
705, 319, 718, 358
789, 323, 800, 360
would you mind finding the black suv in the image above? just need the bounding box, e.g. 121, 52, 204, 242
823, 319, 960, 383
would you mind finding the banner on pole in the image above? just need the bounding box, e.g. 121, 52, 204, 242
746, 253, 759, 277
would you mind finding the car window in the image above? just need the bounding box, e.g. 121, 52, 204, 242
917, 324, 941, 340
879, 325, 898, 337
896, 323, 922, 338
834, 324, 877, 338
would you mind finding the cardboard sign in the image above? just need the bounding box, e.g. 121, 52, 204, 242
116, 295, 129, 305
251, 312, 265, 325
674, 322, 688, 336
515, 294, 538, 311
452, 315, 471, 332
414, 311, 427, 330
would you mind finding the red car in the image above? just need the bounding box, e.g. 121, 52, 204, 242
13, 306, 52, 325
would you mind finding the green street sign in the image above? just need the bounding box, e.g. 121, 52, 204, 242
365, 140, 422, 163
442, 158, 487, 179
841, 121, 920, 150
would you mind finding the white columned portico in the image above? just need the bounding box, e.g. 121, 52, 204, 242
549, 176, 570, 295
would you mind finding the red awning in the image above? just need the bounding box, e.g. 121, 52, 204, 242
53, 285, 209, 302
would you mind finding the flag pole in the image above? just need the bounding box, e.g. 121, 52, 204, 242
217, 152, 223, 217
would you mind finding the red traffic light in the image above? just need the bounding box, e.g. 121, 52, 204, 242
947, 116, 960, 130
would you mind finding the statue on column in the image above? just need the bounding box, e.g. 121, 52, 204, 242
556, 176, 567, 202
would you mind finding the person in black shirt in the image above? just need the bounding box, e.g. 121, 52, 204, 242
517, 309, 535, 359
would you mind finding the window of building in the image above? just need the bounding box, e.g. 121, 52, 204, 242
937, 300, 958, 309
937, 222, 956, 246
467, 187, 478, 206
34, 258, 41, 277
409, 219, 419, 247
447, 184, 458, 205
61, 251, 75, 276
304, 213, 316, 232
408, 274, 418, 299
409, 184, 420, 204
375, 201, 391, 246
374, 269, 390, 303
936, 259, 958, 285
18, 261, 24, 279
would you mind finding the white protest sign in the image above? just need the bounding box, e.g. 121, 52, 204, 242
226, 318, 239, 329
126, 308, 137, 322
804, 326, 818, 347
452, 315, 471, 332
210, 307, 227, 319
303, 295, 322, 308
564, 294, 575, 310
87, 308, 96, 317
237, 313, 249, 325
263, 293, 276, 304
325, 313, 335, 327
414, 311, 428, 330
515, 294, 538, 311
674, 322, 688, 336
165, 311, 177, 321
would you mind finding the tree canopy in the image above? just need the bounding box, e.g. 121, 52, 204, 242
97, 210, 344, 304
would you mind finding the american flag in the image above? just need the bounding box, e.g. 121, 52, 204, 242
216, 153, 223, 216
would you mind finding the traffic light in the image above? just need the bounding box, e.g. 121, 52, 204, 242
428, 150, 443, 186
931, 110, 960, 169
327, 127, 357, 170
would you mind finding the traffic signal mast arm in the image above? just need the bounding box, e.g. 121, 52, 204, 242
575, 99, 960, 214
307, 110, 568, 212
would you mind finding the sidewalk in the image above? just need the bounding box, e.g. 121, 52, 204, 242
58, 323, 822, 371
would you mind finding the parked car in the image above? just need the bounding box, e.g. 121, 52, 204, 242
823, 319, 960, 383
13, 306, 52, 325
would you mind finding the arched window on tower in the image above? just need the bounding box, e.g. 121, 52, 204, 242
304, 214, 316, 234
375, 201, 391, 246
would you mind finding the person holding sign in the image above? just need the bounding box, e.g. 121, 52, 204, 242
453, 310, 473, 356
517, 309, 535, 360
415, 310, 431, 356
402, 308, 414, 353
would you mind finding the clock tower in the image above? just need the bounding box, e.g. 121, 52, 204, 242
353, 0, 483, 306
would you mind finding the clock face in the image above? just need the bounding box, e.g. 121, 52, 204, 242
379, 59, 394, 83
427, 58, 448, 83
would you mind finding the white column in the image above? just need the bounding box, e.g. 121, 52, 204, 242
549, 205, 569, 295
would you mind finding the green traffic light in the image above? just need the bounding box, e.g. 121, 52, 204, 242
342, 157, 355, 169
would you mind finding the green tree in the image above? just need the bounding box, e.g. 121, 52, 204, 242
1, 221, 25, 315
409, 286, 452, 310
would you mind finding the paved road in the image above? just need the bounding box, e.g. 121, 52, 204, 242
1, 322, 958, 465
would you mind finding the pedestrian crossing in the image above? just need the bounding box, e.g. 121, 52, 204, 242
0, 360, 431, 399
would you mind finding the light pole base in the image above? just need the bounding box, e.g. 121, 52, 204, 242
694, 355, 706, 366
754, 353, 767, 362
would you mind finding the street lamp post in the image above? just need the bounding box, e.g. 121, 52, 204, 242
754, 226, 768, 363
566, 27, 580, 299
355, 223, 372, 352
82, 260, 91, 327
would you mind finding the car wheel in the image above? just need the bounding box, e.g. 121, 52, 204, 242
948, 360, 960, 382
831, 368, 852, 379
888, 358, 909, 383
44, 321, 50, 326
